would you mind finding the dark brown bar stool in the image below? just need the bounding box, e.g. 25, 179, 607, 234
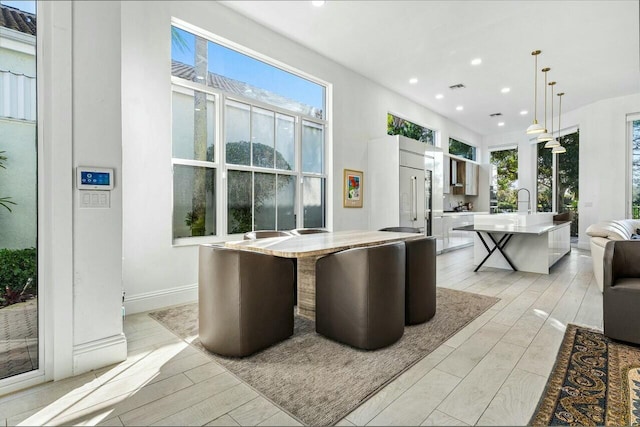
198, 245, 294, 357
290, 228, 329, 235
379, 227, 422, 233
243, 230, 292, 240
404, 237, 437, 325
315, 242, 405, 350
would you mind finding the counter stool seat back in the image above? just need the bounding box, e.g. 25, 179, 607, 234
404, 237, 437, 325
198, 245, 294, 357
315, 242, 405, 350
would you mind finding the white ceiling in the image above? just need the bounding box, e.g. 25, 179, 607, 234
221, 0, 639, 137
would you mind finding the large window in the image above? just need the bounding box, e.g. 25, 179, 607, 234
449, 138, 477, 161
630, 118, 640, 219
387, 113, 435, 145
489, 148, 518, 213
171, 23, 327, 240
537, 131, 579, 237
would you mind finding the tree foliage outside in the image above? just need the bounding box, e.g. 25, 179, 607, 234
387, 114, 434, 144
537, 142, 553, 212
0, 248, 37, 307
226, 141, 293, 234
537, 131, 579, 236
490, 149, 518, 212
449, 138, 477, 161
632, 120, 640, 219
0, 151, 16, 212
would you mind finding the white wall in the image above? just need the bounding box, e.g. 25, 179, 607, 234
482, 93, 640, 249
69, 1, 127, 373
120, 1, 482, 313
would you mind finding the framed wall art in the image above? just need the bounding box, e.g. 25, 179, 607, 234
343, 169, 363, 208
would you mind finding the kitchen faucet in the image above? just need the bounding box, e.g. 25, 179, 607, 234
516, 188, 532, 214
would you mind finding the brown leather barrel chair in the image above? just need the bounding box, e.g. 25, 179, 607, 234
243, 230, 292, 240
379, 227, 422, 233
290, 228, 329, 235
603, 240, 640, 344
315, 242, 405, 350
198, 244, 295, 357
404, 237, 437, 325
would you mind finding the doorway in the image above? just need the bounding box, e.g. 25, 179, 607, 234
0, 0, 39, 381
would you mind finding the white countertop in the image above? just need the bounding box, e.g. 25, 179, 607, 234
442, 211, 489, 217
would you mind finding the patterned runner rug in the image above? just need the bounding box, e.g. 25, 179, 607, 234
530, 324, 640, 426
150, 287, 498, 426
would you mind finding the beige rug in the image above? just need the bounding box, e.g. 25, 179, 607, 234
150, 287, 499, 426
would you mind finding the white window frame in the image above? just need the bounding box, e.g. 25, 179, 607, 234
448, 136, 478, 162
488, 145, 519, 213
170, 21, 329, 245
626, 113, 640, 219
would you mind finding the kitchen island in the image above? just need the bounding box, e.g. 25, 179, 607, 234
454, 213, 571, 274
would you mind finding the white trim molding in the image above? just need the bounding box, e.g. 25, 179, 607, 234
73, 334, 127, 375
124, 283, 198, 315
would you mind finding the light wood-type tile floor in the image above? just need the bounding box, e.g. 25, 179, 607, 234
0, 246, 601, 426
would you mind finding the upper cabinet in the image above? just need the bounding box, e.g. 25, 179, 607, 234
451, 157, 478, 196
465, 162, 478, 196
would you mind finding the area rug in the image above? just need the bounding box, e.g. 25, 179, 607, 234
149, 287, 498, 426
530, 324, 640, 426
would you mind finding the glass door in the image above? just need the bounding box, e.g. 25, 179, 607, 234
0, 0, 38, 380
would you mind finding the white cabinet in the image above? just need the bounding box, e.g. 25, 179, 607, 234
465, 163, 479, 196
368, 135, 443, 232
443, 155, 450, 194
442, 213, 475, 251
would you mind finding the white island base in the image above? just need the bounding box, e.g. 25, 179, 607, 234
465, 213, 571, 274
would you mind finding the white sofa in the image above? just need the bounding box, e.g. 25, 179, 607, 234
586, 219, 640, 291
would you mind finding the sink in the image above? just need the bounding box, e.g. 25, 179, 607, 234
474, 212, 555, 227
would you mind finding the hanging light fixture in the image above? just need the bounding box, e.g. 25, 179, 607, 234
526, 50, 545, 134
544, 81, 560, 148
537, 68, 553, 142
552, 92, 567, 154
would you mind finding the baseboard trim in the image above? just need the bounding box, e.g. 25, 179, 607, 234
73, 334, 127, 375
124, 283, 198, 315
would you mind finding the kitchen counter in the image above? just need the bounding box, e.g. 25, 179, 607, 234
442, 211, 488, 217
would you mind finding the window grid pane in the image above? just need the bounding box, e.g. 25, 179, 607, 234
225, 100, 251, 166
490, 149, 518, 213
173, 165, 215, 238
227, 170, 252, 234
302, 120, 324, 174
303, 176, 325, 228
172, 90, 215, 162
632, 121, 640, 219
449, 138, 476, 161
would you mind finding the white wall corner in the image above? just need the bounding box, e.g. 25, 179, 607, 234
124, 283, 198, 315
73, 334, 127, 375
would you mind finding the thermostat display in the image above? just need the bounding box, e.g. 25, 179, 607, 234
77, 167, 114, 190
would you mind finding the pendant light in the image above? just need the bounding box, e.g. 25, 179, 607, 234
537, 68, 553, 142
544, 81, 560, 148
526, 50, 545, 134
552, 92, 567, 154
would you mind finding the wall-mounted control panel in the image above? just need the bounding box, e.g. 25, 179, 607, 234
77, 167, 114, 190
77, 167, 114, 209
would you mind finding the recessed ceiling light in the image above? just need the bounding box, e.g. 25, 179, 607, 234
456, 106, 464, 111
409, 77, 418, 84
435, 94, 444, 100
498, 122, 505, 127
471, 58, 482, 66
196, 76, 205, 80
520, 110, 528, 115
311, 0, 326, 6
501, 87, 511, 93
